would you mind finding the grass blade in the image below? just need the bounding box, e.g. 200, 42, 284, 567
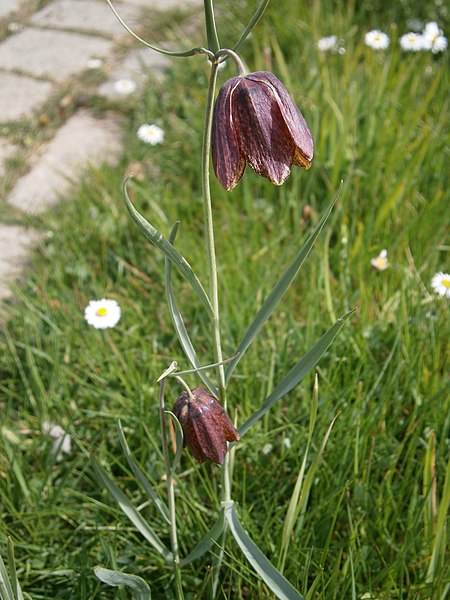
180, 509, 226, 567
94, 566, 151, 599
0, 551, 14, 600
238, 309, 354, 437
226, 504, 304, 600
116, 420, 170, 524
165, 223, 216, 393
92, 458, 173, 562
124, 179, 212, 317
225, 189, 341, 382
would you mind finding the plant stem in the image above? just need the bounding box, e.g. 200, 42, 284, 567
159, 379, 184, 600
202, 58, 232, 598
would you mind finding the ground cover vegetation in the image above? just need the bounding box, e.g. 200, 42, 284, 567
0, 0, 449, 598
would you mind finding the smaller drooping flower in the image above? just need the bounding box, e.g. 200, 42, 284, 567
84, 298, 121, 329
212, 71, 313, 190
317, 35, 338, 52
113, 78, 137, 95
364, 30, 390, 50
371, 249, 389, 272
422, 22, 448, 53
400, 32, 428, 52
172, 387, 240, 464
42, 422, 72, 462
431, 272, 450, 298
137, 124, 164, 145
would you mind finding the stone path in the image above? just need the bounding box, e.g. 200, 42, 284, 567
0, 0, 201, 305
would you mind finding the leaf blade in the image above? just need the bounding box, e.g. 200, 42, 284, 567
226, 190, 341, 382
94, 566, 151, 599
238, 309, 354, 437
180, 509, 226, 567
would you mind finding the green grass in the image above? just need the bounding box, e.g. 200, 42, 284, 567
1, 0, 449, 598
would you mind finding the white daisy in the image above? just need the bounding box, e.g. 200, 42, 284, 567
42, 422, 72, 462
137, 124, 165, 145
262, 443, 273, 455
113, 78, 137, 95
371, 249, 389, 271
431, 272, 450, 298
364, 30, 390, 50
317, 35, 338, 52
400, 32, 428, 51
84, 298, 121, 329
422, 22, 447, 53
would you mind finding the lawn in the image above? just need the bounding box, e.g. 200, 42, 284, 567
0, 0, 449, 598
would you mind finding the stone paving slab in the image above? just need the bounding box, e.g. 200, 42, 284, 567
0, 72, 54, 124
0, 139, 19, 177
0, 0, 22, 19
0, 225, 42, 300
0, 28, 113, 81
98, 47, 170, 99
30, 0, 142, 39
8, 109, 123, 214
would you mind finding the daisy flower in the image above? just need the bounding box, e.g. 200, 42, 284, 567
113, 78, 137, 95
42, 422, 72, 462
423, 22, 448, 53
137, 124, 165, 145
84, 298, 121, 329
431, 272, 450, 298
400, 32, 428, 52
364, 30, 390, 50
371, 249, 389, 271
317, 35, 338, 52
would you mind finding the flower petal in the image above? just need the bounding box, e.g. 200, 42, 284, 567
232, 77, 294, 185
212, 77, 246, 191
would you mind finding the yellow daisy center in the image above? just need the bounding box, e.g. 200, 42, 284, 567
96, 307, 108, 317
443, 278, 450, 289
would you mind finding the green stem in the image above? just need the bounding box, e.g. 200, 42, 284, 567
204, 0, 220, 53
159, 379, 184, 600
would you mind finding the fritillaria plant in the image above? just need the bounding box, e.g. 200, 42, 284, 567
93, 1, 353, 598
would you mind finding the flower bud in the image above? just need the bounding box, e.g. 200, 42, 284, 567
172, 386, 240, 464
212, 71, 314, 190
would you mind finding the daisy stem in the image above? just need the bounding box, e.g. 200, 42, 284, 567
159, 378, 184, 600
202, 59, 232, 596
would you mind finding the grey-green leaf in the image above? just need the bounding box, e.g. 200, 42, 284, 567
238, 309, 355, 437
123, 179, 212, 316
233, 0, 270, 51
165, 223, 216, 394
180, 509, 226, 567
116, 420, 170, 524
225, 190, 340, 382
92, 458, 172, 562
94, 567, 151, 599
225, 504, 304, 600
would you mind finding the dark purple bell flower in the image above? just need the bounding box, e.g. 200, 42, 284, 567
172, 387, 240, 465
212, 71, 314, 191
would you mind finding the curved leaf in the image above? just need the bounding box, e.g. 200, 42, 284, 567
180, 509, 226, 567
226, 190, 341, 382
123, 180, 212, 317
165, 223, 216, 394
233, 0, 270, 52
238, 309, 355, 437
92, 458, 172, 562
94, 567, 151, 599
225, 504, 304, 600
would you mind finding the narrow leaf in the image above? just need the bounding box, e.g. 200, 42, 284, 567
94, 566, 151, 599
92, 458, 172, 562
123, 180, 212, 316
233, 0, 270, 51
203, 0, 220, 53
226, 190, 341, 382
180, 509, 226, 567
116, 421, 170, 524
165, 223, 216, 394
226, 505, 304, 600
238, 309, 354, 437
7, 539, 23, 600
0, 552, 14, 600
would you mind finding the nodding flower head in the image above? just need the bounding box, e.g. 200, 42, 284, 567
172, 387, 240, 464
212, 71, 314, 190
